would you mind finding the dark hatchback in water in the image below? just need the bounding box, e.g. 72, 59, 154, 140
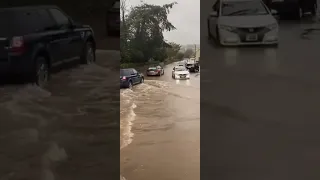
120, 68, 144, 89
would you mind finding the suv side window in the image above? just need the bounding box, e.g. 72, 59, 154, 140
49, 9, 70, 28
13, 10, 43, 34
37, 9, 56, 30
132, 69, 138, 74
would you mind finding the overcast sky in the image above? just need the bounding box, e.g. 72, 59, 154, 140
126, 0, 200, 45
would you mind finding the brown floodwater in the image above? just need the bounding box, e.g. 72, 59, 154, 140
0, 50, 119, 180
120, 63, 200, 180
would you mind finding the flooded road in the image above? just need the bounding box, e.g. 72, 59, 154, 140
0, 50, 119, 180
201, 0, 320, 179
120, 64, 200, 180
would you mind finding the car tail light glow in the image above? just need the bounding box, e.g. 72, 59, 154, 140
10, 36, 25, 53
122, 76, 126, 80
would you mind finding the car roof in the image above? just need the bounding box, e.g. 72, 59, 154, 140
0, 5, 59, 12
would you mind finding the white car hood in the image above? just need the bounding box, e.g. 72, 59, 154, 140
218, 15, 276, 27
175, 71, 189, 75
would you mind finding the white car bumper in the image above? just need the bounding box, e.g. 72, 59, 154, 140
218, 28, 278, 46
174, 74, 190, 79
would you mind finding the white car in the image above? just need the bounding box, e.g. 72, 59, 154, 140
172, 66, 190, 79
207, 0, 279, 46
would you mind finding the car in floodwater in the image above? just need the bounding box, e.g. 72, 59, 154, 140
120, 68, 144, 89
207, 0, 279, 46
263, 0, 317, 19
176, 62, 185, 67
0, 5, 96, 87
186, 60, 199, 72
172, 66, 190, 79
146, 65, 164, 76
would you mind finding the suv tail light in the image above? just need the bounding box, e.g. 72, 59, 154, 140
122, 76, 126, 80
10, 36, 25, 53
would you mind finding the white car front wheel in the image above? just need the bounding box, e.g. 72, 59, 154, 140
216, 26, 222, 46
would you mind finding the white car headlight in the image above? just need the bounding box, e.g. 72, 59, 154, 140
266, 23, 278, 30
219, 25, 236, 31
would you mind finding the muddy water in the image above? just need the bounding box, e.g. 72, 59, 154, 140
120, 64, 200, 180
0, 50, 119, 180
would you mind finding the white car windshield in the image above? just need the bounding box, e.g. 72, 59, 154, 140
175, 67, 186, 71
221, 1, 269, 16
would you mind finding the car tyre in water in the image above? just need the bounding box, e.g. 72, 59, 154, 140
216, 26, 222, 46
207, 20, 212, 40
128, 81, 133, 89
33, 56, 49, 87
81, 41, 95, 64
140, 77, 144, 83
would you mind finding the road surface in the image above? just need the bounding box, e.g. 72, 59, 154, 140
201, 1, 320, 179
120, 64, 200, 180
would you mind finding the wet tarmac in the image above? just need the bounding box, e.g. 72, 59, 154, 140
0, 50, 119, 180
120, 64, 200, 180
201, 1, 320, 179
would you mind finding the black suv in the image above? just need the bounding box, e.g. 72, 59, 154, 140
0, 5, 96, 86
263, 0, 317, 19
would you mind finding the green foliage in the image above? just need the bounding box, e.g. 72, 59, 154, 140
120, 2, 182, 65
183, 48, 194, 58
175, 52, 184, 60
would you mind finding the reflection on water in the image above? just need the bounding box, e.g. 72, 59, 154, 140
263, 48, 278, 73
224, 48, 238, 66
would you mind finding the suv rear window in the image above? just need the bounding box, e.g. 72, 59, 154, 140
0, 10, 46, 36
120, 69, 132, 76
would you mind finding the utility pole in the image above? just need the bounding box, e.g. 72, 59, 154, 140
194, 44, 197, 58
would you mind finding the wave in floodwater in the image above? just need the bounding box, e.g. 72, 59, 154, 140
120, 79, 198, 150
120, 102, 136, 149
120, 80, 170, 149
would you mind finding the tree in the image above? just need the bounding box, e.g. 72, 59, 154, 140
184, 48, 194, 58
120, 2, 177, 64
166, 42, 181, 59
175, 52, 184, 60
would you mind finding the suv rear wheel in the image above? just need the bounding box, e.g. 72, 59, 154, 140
34, 57, 49, 87
81, 41, 95, 64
